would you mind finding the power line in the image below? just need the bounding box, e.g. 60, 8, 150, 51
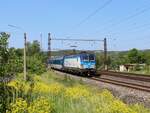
63, 0, 112, 38
51, 38, 104, 42
67, 1, 149, 39
8, 24, 24, 31
124, 6, 150, 22
51, 38, 105, 51
95, 5, 150, 35
123, 22, 150, 33
73, 0, 113, 29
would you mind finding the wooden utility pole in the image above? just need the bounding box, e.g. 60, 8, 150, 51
104, 38, 108, 70
24, 33, 27, 81
48, 33, 51, 68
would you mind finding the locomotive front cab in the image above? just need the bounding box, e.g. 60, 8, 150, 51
80, 54, 96, 69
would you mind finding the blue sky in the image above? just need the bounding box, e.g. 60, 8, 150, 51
0, 0, 150, 51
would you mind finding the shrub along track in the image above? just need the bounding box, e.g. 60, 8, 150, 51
93, 71, 150, 92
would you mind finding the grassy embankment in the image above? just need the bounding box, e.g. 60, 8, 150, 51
5, 71, 150, 113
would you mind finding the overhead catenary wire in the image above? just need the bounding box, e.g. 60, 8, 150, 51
65, 0, 113, 36
66, 1, 150, 40
94, 5, 150, 35
51, 38, 104, 42
51, 37, 105, 52
55, 1, 150, 51
62, 0, 113, 45
8, 24, 24, 31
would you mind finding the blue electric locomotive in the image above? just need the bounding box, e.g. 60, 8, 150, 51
49, 53, 96, 76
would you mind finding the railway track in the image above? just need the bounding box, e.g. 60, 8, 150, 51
53, 70, 150, 108
97, 71, 150, 82
92, 71, 150, 92
53, 69, 150, 92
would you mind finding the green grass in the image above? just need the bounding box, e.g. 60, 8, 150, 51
5, 71, 150, 113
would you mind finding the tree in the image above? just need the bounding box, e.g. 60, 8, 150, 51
95, 53, 104, 69
0, 34, 46, 112
0, 31, 23, 79
0, 32, 11, 77
27, 54, 46, 74
15, 48, 23, 57
0, 33, 23, 77
0, 32, 17, 112
27, 40, 40, 56
26, 40, 46, 74
142, 51, 150, 65
9, 47, 23, 73
127, 48, 145, 64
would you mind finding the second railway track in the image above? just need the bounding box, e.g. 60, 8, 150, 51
53, 69, 150, 108
93, 71, 150, 92
53, 69, 150, 92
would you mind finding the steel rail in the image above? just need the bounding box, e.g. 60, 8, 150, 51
52, 69, 150, 92
100, 71, 150, 78
99, 71, 150, 82
91, 77, 150, 92
94, 71, 150, 92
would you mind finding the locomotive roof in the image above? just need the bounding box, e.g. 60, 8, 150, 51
50, 53, 95, 60
64, 53, 95, 57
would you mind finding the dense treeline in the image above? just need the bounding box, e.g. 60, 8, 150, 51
0, 32, 47, 112
0, 32, 47, 78
109, 49, 150, 69
95, 48, 150, 72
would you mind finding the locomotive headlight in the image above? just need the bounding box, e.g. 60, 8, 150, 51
91, 65, 95, 68
93, 65, 95, 68
80, 64, 84, 69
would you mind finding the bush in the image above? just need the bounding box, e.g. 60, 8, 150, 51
28, 97, 53, 113
5, 72, 150, 113
7, 97, 53, 113
27, 54, 46, 75
7, 98, 28, 113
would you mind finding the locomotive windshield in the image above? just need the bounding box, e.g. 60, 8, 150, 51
89, 54, 95, 61
81, 54, 95, 61
82, 54, 88, 61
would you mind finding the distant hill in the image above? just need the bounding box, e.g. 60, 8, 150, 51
43, 49, 150, 57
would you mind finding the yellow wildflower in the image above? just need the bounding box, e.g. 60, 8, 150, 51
33, 82, 50, 93
7, 80, 20, 90
98, 89, 114, 101
33, 75, 42, 82
7, 98, 28, 113
110, 100, 137, 113
65, 85, 90, 99
28, 97, 53, 113
7, 80, 30, 93
49, 83, 64, 95
33, 81, 64, 94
